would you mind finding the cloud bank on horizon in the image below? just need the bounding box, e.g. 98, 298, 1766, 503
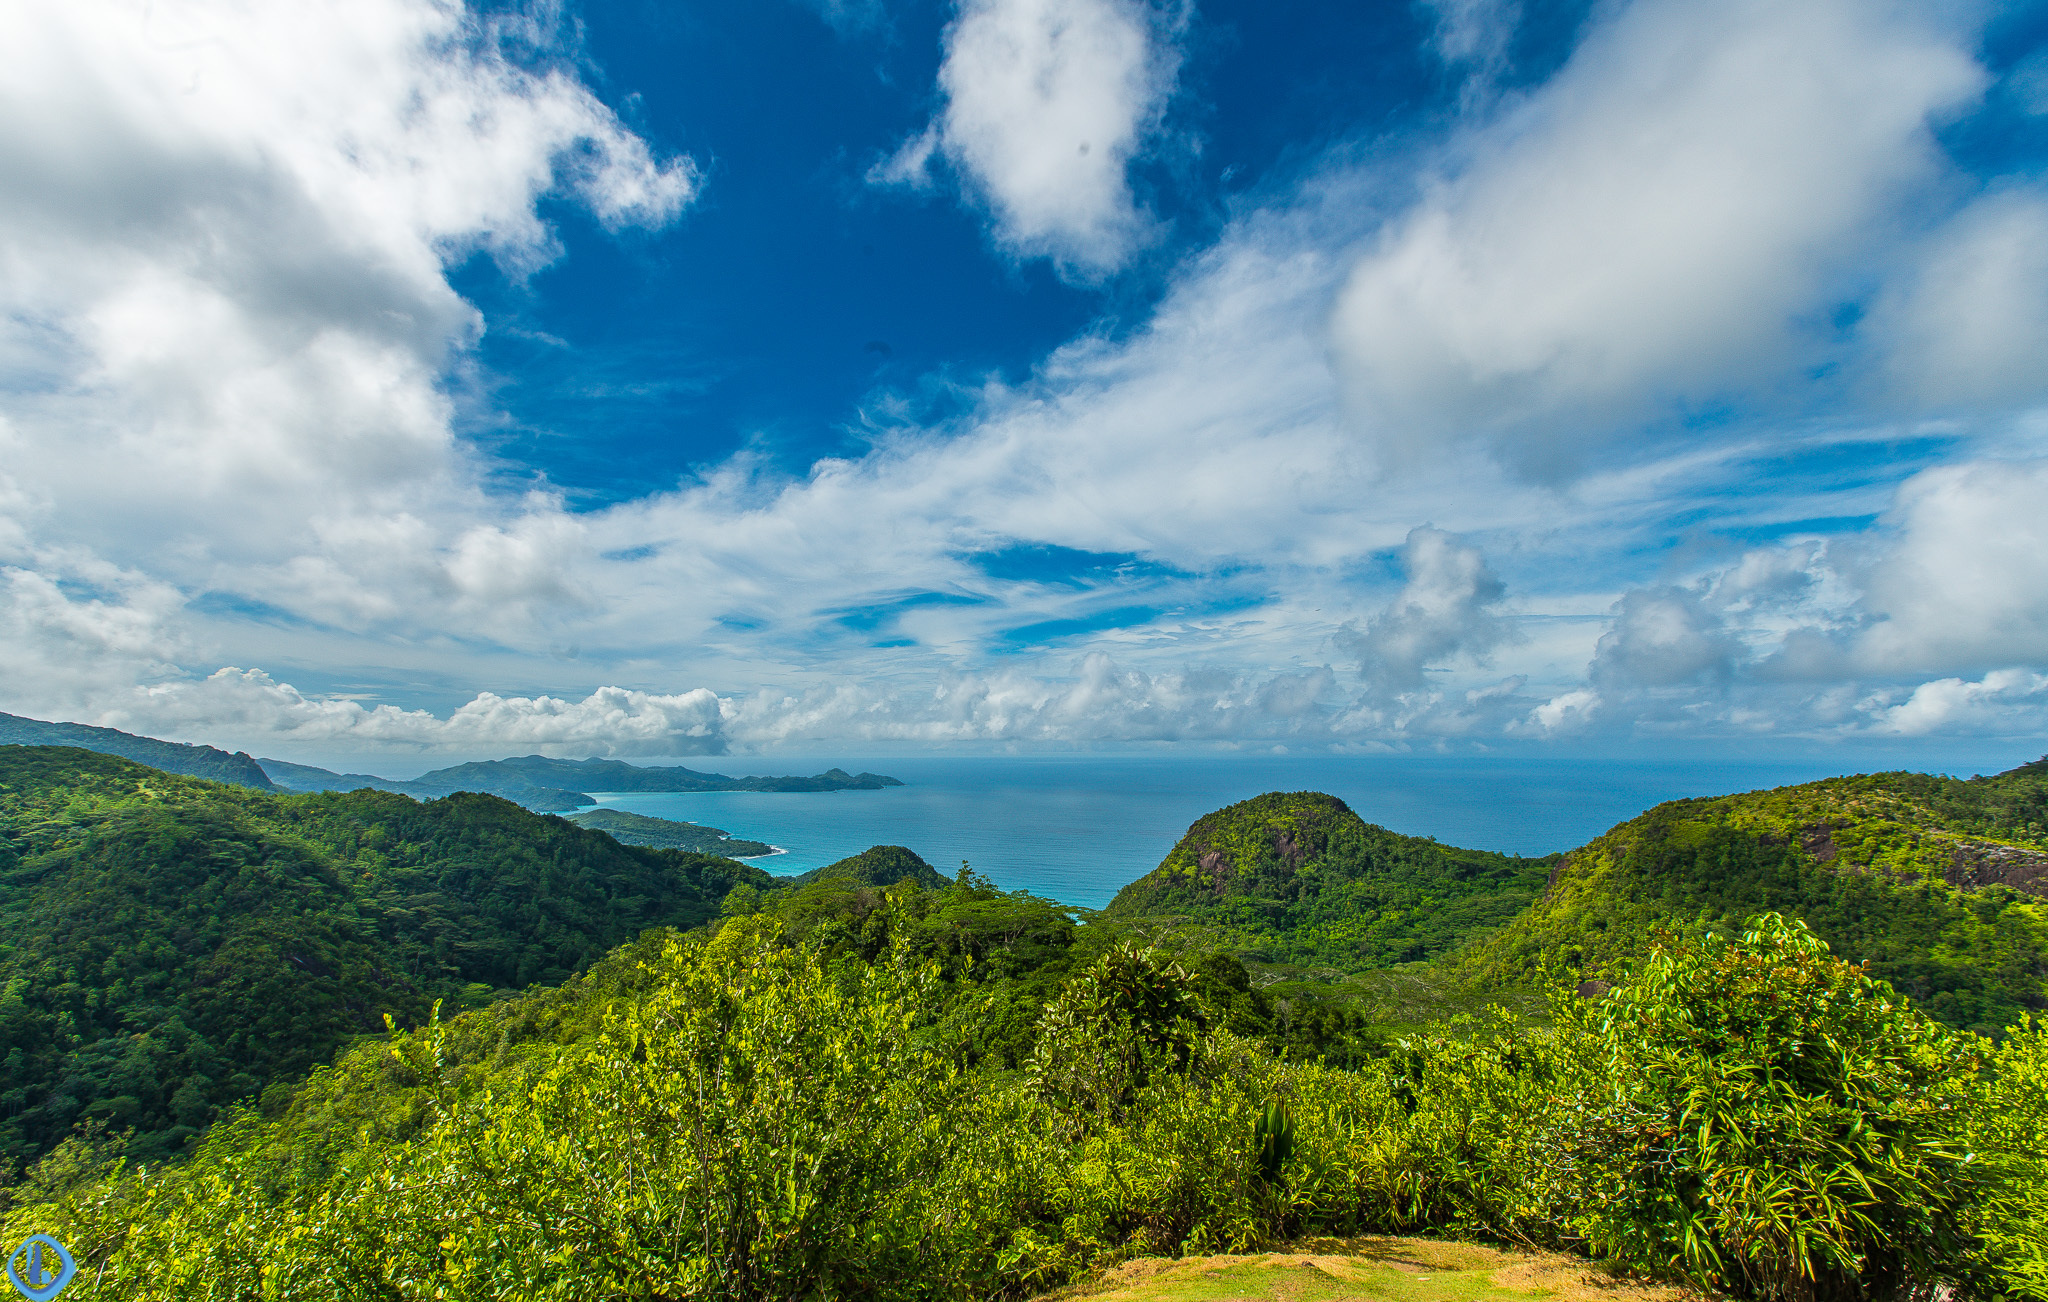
2, 0, 2046, 760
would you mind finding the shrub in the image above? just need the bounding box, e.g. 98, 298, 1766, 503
1563, 914, 1985, 1302
1028, 942, 1205, 1125
1965, 1013, 2048, 1299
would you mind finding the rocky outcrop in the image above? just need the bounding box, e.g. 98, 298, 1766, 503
1800, 825, 1839, 862
1197, 848, 1233, 893
1945, 840, 2048, 897
1272, 828, 1308, 867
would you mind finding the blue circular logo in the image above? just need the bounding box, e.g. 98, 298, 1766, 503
6, 1236, 76, 1302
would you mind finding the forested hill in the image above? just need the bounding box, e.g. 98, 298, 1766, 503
1455, 758, 2048, 1036
1103, 791, 1555, 969
0, 710, 275, 790
788, 844, 948, 889
0, 746, 772, 1165
565, 807, 776, 857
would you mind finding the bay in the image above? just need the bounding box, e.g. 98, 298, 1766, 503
585, 753, 1935, 909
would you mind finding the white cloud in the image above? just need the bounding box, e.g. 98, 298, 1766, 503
0, 556, 190, 714
3, 0, 2045, 758
1418, 0, 1520, 106
1863, 187, 2048, 411
61, 657, 1377, 756
1874, 669, 2048, 736
1590, 588, 1741, 690
1420, 0, 1518, 69
1525, 687, 1599, 735
0, 0, 694, 574
114, 670, 727, 758
1341, 526, 1511, 689
1331, 0, 1981, 471
878, 0, 1183, 278
1855, 457, 2048, 674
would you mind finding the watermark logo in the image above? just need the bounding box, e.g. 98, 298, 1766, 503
6, 1236, 75, 1302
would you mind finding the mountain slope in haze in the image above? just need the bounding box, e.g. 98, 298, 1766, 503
1456, 758, 2048, 1036
253, 756, 423, 796
259, 757, 595, 811
0, 746, 771, 1165
260, 754, 906, 812
1104, 791, 1555, 970
1, 711, 276, 790
410, 755, 905, 795
567, 807, 776, 857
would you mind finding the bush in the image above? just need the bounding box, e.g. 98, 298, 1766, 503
7, 911, 2038, 1301
1028, 942, 1205, 1125
1562, 914, 1985, 1302
1965, 1014, 2048, 1299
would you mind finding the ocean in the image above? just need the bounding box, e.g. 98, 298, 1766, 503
583, 753, 1964, 909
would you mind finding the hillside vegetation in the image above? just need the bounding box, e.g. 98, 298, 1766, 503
1, 712, 275, 790
0, 747, 770, 1165
7, 908, 2043, 1301
1455, 760, 2048, 1036
1105, 792, 1554, 971
565, 807, 776, 857
5, 749, 2048, 1299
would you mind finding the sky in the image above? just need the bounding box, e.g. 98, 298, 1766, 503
3, 0, 2048, 766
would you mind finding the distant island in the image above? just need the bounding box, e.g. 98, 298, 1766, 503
566, 808, 779, 858
0, 711, 902, 814
259, 753, 904, 811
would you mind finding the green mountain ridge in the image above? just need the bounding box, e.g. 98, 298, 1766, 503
1096, 766, 2048, 1036
1, 711, 276, 790
0, 746, 772, 1164
1451, 759, 2048, 1035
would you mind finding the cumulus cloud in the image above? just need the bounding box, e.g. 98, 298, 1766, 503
111, 670, 728, 758
1342, 526, 1512, 690
0, 555, 191, 714
0, 0, 694, 576
1873, 669, 2048, 737
876, 0, 1183, 278
1331, 0, 1980, 471
68, 657, 1426, 756
1589, 588, 1741, 690
1514, 450, 2048, 742
1855, 458, 2048, 674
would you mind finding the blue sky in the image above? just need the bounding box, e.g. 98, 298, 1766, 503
2, 0, 2047, 764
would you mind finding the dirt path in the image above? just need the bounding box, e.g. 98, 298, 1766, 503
1038, 1235, 1701, 1302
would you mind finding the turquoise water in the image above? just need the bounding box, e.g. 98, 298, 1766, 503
587, 754, 1932, 909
